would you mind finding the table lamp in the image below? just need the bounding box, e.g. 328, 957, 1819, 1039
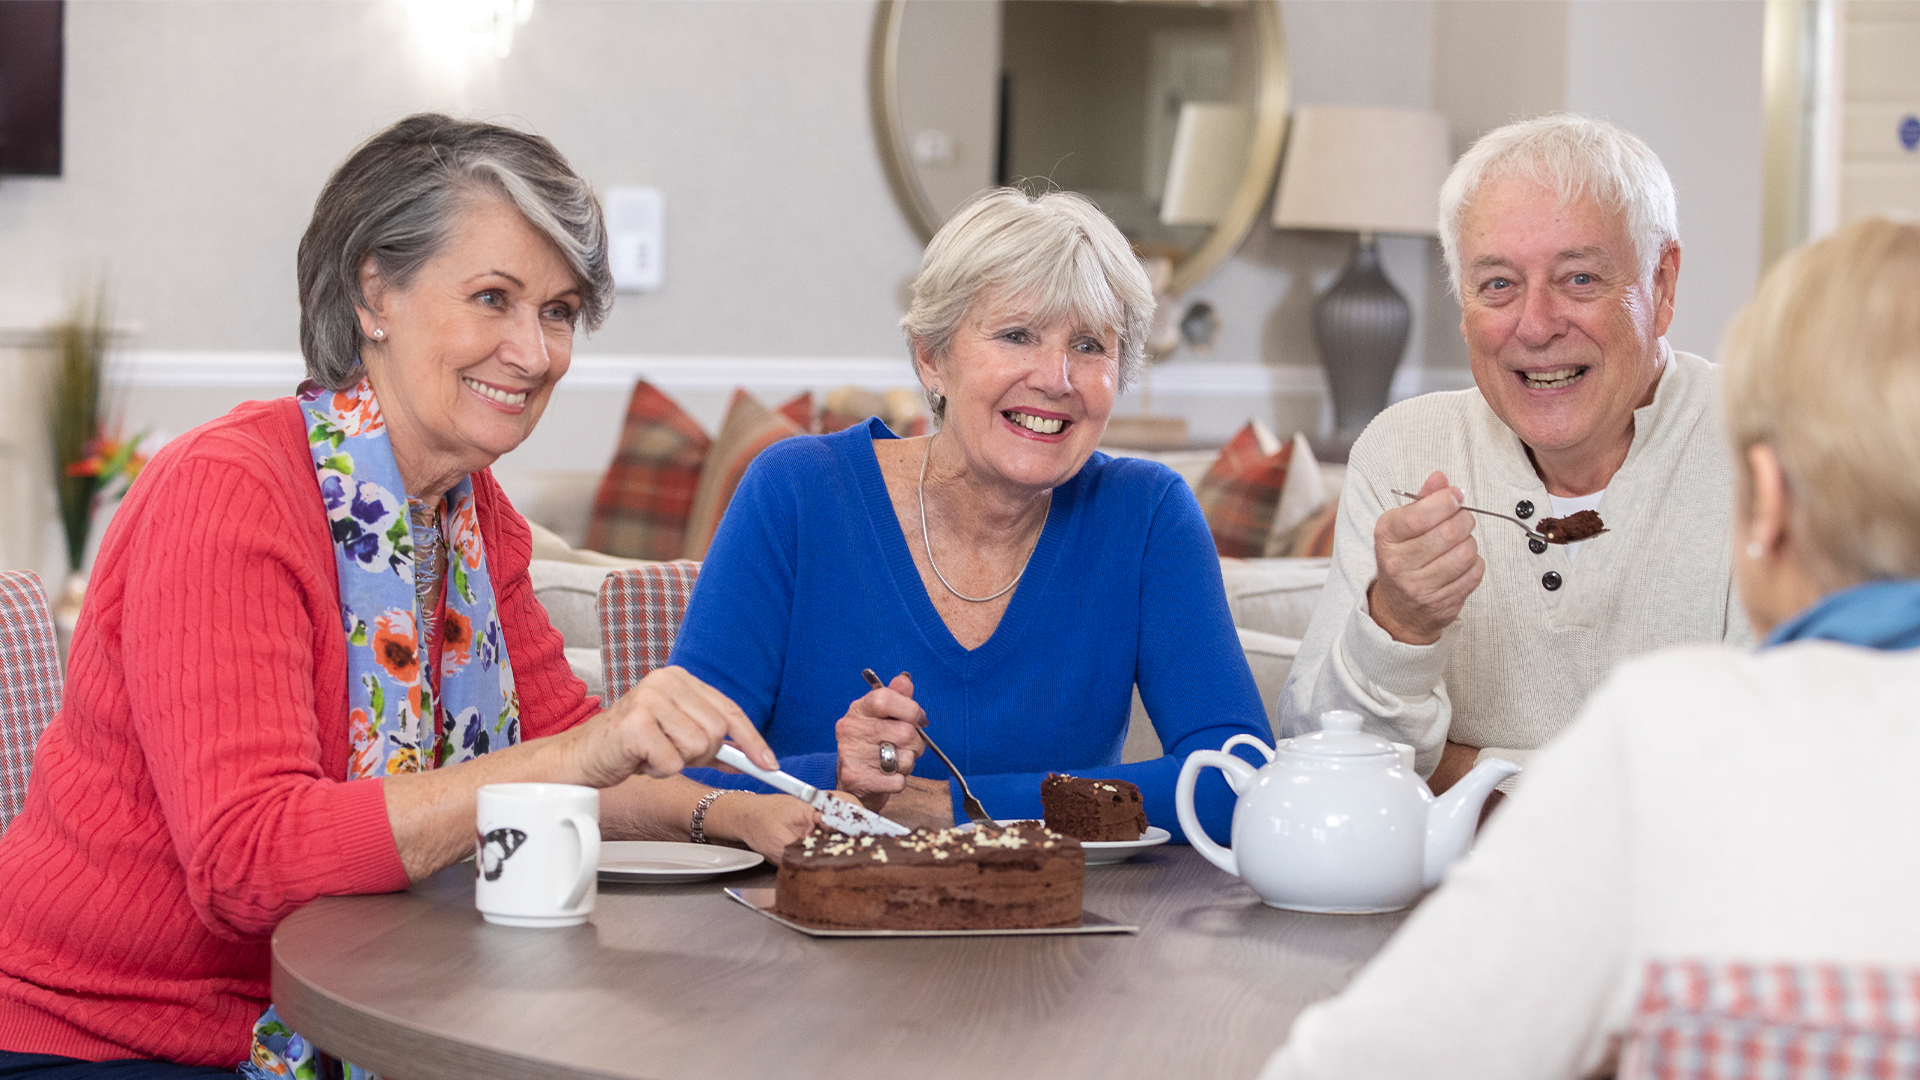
1272, 105, 1451, 443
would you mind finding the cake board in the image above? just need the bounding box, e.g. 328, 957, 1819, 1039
723, 888, 1140, 938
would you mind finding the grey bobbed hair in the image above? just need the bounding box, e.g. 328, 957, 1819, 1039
901, 187, 1155, 424
297, 113, 613, 390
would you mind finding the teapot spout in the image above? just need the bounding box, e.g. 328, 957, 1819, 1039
1422, 756, 1521, 888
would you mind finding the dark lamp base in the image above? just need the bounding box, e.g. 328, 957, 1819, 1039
1313, 235, 1412, 440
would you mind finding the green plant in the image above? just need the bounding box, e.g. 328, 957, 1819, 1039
46, 287, 141, 572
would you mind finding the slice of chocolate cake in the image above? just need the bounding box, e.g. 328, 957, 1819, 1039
1536, 510, 1607, 543
1040, 773, 1149, 842
774, 822, 1084, 931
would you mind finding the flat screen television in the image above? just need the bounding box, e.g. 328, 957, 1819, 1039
0, 1, 63, 176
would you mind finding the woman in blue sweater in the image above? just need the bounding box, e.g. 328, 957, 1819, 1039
670, 188, 1270, 843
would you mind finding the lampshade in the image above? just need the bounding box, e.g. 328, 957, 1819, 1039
1160, 103, 1252, 227
1272, 106, 1451, 236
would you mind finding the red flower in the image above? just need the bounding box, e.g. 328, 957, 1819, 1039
64, 427, 147, 484
448, 499, 484, 570
371, 610, 419, 684
329, 382, 385, 437
440, 609, 473, 675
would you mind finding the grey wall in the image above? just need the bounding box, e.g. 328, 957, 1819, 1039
0, 0, 1765, 383
1564, 0, 1766, 361
0, 1, 927, 355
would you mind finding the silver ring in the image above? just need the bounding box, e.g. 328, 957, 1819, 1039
878, 741, 899, 774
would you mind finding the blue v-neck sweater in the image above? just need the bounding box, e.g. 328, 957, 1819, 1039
672, 420, 1270, 843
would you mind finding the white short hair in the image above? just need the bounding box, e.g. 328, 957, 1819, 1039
1438, 114, 1679, 299
901, 188, 1154, 423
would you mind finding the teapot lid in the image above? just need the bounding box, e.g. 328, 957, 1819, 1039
1285, 710, 1398, 759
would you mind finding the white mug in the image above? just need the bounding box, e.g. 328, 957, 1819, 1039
475, 783, 600, 928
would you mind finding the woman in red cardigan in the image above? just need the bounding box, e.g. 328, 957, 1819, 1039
0, 115, 814, 1078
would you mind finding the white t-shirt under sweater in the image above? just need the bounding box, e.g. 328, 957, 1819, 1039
1278, 350, 1752, 777
1263, 640, 1920, 1080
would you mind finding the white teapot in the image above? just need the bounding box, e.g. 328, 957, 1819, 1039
1174, 711, 1519, 913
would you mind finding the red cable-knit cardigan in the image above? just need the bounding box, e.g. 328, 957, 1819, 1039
0, 397, 599, 1065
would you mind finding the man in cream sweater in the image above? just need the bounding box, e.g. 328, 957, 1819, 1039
1279, 114, 1751, 787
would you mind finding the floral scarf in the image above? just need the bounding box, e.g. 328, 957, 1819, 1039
240, 378, 521, 1080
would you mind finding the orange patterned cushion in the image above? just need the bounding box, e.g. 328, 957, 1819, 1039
584, 381, 711, 561
682, 389, 807, 559
1195, 422, 1294, 558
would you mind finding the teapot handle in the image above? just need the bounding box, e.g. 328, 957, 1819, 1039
1176, 750, 1256, 879
1218, 733, 1276, 765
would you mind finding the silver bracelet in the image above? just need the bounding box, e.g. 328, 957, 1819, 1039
689, 788, 733, 844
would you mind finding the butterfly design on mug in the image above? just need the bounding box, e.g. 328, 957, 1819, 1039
477, 827, 527, 881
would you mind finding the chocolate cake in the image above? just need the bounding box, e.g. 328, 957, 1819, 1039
773, 823, 1084, 931
1536, 510, 1608, 544
1040, 774, 1149, 842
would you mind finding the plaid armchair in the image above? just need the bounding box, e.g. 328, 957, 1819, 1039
0, 571, 61, 832
597, 562, 701, 702
1623, 959, 1920, 1080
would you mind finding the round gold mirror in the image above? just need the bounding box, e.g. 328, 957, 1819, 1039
872, 0, 1289, 296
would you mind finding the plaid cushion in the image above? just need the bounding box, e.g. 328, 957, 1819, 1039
599, 562, 701, 701
0, 571, 60, 833
1623, 960, 1920, 1080
819, 385, 929, 436
1195, 422, 1295, 558
1285, 498, 1340, 558
682, 389, 806, 560
817, 408, 868, 434
775, 391, 814, 433
585, 380, 712, 561
819, 410, 929, 437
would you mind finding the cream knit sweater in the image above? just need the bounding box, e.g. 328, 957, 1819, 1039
1279, 350, 1752, 776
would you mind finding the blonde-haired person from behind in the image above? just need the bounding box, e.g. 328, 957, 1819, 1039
1261, 217, 1920, 1080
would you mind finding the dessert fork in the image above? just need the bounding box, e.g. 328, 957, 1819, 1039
863, 668, 994, 828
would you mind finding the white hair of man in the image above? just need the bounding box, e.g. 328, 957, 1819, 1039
1437, 113, 1679, 300
902, 187, 1154, 423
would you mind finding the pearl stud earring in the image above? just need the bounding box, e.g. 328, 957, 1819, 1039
372, 328, 385, 340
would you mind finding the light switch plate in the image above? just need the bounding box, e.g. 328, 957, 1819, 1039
606, 186, 663, 292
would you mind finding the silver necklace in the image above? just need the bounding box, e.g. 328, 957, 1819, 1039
917, 437, 1047, 604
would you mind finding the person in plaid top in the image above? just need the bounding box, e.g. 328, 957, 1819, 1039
1262, 219, 1920, 1080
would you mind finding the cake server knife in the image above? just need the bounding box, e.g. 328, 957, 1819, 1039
714, 743, 912, 837
862, 669, 994, 828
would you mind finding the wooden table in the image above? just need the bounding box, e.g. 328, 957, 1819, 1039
271, 847, 1408, 1080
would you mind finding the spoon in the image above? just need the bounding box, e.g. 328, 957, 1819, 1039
1390, 488, 1552, 545
862, 669, 994, 828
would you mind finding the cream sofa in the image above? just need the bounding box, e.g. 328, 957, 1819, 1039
526, 448, 1340, 764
